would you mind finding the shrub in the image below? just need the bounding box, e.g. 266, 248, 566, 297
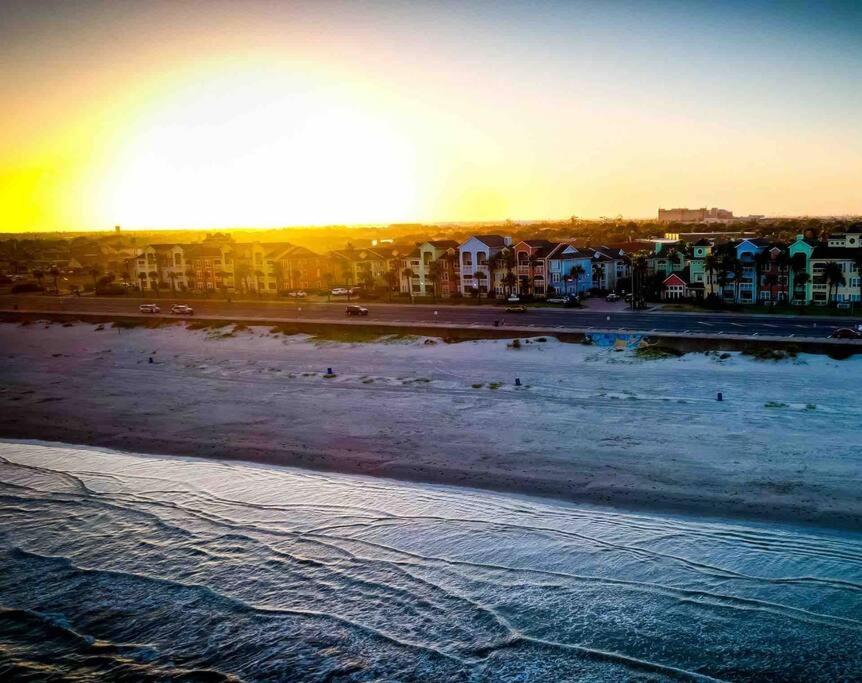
11, 282, 43, 294
95, 284, 128, 296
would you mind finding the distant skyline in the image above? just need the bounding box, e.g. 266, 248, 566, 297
1, 0, 861, 232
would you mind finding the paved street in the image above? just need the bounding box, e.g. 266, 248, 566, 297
2, 294, 859, 340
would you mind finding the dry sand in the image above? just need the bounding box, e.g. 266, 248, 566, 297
0, 320, 859, 530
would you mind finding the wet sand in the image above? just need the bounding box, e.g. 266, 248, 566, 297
0, 321, 860, 530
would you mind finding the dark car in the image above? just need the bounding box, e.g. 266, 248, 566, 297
345, 305, 369, 316
830, 328, 862, 339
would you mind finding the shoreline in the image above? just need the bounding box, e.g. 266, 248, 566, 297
1, 321, 860, 533
5, 420, 860, 535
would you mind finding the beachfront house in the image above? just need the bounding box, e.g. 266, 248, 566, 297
458, 235, 512, 297
547, 244, 592, 297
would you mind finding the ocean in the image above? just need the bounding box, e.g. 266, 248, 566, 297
0, 441, 860, 681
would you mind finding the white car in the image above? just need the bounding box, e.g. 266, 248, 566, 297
170, 304, 194, 315
331, 287, 349, 296
507, 295, 520, 303
139, 303, 160, 314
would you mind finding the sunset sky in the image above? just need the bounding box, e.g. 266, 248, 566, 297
1, 0, 860, 231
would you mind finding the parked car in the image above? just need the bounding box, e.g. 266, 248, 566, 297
624, 293, 633, 303
345, 305, 368, 316
287, 291, 307, 298
545, 297, 566, 304
505, 304, 527, 313
331, 287, 349, 296
829, 328, 862, 339
170, 304, 194, 315
139, 303, 160, 313
606, 293, 620, 302
507, 295, 520, 303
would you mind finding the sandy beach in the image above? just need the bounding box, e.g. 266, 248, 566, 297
1, 320, 860, 530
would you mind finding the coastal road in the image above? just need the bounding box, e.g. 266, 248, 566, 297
2, 294, 859, 340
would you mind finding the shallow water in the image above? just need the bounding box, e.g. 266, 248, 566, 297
0, 441, 860, 681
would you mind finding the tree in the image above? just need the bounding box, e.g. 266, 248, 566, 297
774, 251, 790, 302
427, 260, 442, 302
855, 254, 862, 305
384, 267, 398, 302
48, 266, 60, 293
503, 272, 517, 297
704, 253, 718, 296
32, 269, 44, 288
138, 272, 148, 292
234, 262, 251, 294
592, 262, 605, 292
89, 265, 103, 289
570, 264, 585, 294
473, 270, 487, 298
272, 262, 285, 293
824, 261, 845, 305
147, 270, 159, 294
732, 258, 744, 303
755, 249, 772, 302
486, 255, 500, 298
402, 267, 415, 303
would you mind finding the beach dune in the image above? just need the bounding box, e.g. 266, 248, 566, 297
0, 321, 859, 529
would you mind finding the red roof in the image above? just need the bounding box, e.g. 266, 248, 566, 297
663, 273, 688, 287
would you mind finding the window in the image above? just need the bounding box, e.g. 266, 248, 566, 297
462, 253, 472, 266
552, 273, 561, 283
476, 252, 487, 265
269, 283, 276, 290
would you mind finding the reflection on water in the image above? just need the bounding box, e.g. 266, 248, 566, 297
0, 441, 860, 681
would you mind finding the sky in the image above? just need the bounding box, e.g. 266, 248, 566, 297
1, 0, 860, 231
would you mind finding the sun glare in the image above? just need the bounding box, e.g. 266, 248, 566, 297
98, 68, 417, 227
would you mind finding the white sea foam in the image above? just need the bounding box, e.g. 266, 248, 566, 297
0, 440, 860, 681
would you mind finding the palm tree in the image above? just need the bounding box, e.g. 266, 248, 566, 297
384, 267, 398, 302
824, 261, 845, 305
167, 271, 178, 293
790, 253, 808, 303
755, 250, 772, 303
774, 251, 790, 303
854, 254, 862, 306
503, 272, 517, 297
486, 255, 500, 298
732, 259, 744, 303
402, 267, 415, 303
48, 266, 60, 293
592, 262, 605, 292
570, 264, 586, 295
427, 260, 442, 302
234, 262, 251, 294
147, 270, 159, 294
88, 265, 103, 290
272, 262, 285, 293
138, 272, 148, 292
704, 253, 718, 296
32, 269, 45, 289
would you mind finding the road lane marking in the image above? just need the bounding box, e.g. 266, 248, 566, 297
697, 321, 713, 326
729, 322, 743, 327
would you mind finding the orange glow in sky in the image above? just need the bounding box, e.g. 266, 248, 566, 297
1, 1, 861, 231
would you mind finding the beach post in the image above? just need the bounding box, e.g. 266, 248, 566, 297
327, 367, 333, 375
515, 377, 522, 386
717, 392, 723, 401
